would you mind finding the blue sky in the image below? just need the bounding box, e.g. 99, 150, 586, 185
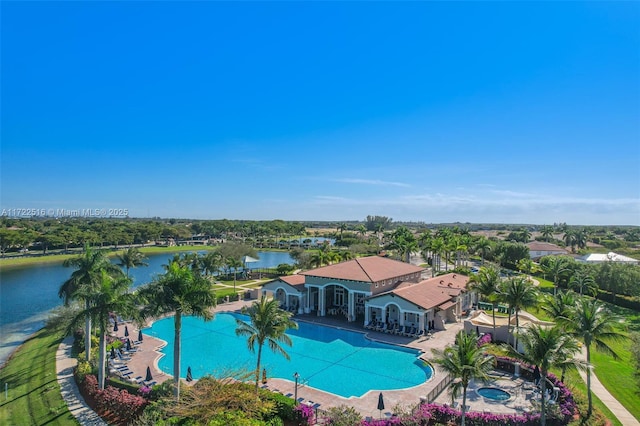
1, 1, 639, 225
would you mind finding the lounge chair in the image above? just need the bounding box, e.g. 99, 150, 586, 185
416, 329, 425, 338
395, 325, 405, 336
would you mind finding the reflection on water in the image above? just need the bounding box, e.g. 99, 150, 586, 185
0, 250, 292, 365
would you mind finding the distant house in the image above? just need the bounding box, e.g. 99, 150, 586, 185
261, 257, 475, 332
577, 252, 639, 265
526, 241, 568, 260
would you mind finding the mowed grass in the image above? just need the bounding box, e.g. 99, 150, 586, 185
562, 368, 623, 426
591, 337, 639, 421
0, 328, 77, 425
529, 300, 640, 422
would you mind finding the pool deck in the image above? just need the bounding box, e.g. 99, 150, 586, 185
112, 299, 534, 419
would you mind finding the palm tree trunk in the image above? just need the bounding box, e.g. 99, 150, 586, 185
98, 326, 106, 390
85, 300, 92, 361
514, 311, 520, 349
461, 386, 468, 426
174, 312, 182, 399
540, 372, 547, 426
586, 345, 593, 416
255, 344, 264, 392
491, 304, 497, 340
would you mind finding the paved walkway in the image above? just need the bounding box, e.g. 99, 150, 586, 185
55, 336, 107, 425
578, 348, 639, 426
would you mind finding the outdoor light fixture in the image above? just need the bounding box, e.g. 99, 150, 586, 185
293, 372, 300, 403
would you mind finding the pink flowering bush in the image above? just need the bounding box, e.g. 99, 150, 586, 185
79, 374, 148, 425
294, 403, 314, 425
477, 333, 493, 347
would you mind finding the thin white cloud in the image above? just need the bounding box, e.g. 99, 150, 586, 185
306, 190, 640, 225
334, 178, 411, 188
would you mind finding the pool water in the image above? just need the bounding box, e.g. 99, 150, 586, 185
146, 312, 433, 398
477, 387, 511, 401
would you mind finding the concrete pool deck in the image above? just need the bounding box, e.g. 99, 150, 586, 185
114, 299, 537, 419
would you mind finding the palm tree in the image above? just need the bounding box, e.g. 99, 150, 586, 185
226, 257, 244, 292
561, 297, 626, 416
432, 331, 493, 426
563, 230, 576, 253
201, 251, 223, 277
540, 226, 554, 241
508, 325, 582, 426
569, 270, 597, 296
519, 228, 532, 243
541, 290, 576, 321
356, 224, 367, 237
69, 271, 135, 389
139, 261, 216, 399
468, 267, 501, 338
337, 223, 347, 239
500, 277, 538, 348
474, 237, 492, 266
59, 245, 123, 361
310, 250, 329, 268
116, 247, 148, 278
235, 297, 298, 392
542, 256, 570, 296
430, 237, 445, 274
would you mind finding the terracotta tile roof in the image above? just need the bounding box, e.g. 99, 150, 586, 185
392, 283, 453, 310
385, 273, 470, 310
526, 241, 567, 252
278, 274, 306, 291
300, 256, 424, 283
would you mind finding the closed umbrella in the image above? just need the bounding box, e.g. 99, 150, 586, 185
145, 366, 153, 382
533, 365, 541, 385
113, 321, 118, 332
377, 392, 385, 419
110, 347, 116, 359
186, 366, 193, 382
124, 325, 129, 337
125, 339, 132, 351
138, 329, 144, 342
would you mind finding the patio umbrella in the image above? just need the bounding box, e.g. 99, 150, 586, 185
124, 325, 129, 337
145, 366, 153, 382
377, 392, 385, 419
138, 329, 144, 342
110, 347, 116, 359
186, 366, 193, 382
113, 321, 119, 332
125, 339, 132, 351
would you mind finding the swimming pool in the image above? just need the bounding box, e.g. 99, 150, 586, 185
146, 312, 433, 398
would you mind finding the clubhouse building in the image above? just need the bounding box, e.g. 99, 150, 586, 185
261, 256, 476, 333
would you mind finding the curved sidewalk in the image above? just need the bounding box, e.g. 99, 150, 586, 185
56, 336, 107, 426
579, 348, 639, 426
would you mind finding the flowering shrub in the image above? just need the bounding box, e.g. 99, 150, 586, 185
79, 374, 148, 424
138, 385, 152, 398
477, 333, 493, 347
294, 403, 314, 425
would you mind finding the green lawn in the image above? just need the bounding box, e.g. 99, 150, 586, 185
562, 368, 623, 426
0, 328, 77, 425
591, 337, 639, 421
527, 301, 640, 422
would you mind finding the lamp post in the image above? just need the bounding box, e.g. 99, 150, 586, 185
293, 372, 300, 403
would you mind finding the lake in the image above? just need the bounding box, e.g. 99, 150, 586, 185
0, 250, 293, 365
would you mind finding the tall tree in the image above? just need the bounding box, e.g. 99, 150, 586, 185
508, 325, 582, 426
468, 267, 501, 338
541, 256, 571, 296
116, 247, 148, 278
432, 331, 493, 426
139, 261, 216, 399
59, 245, 123, 361
561, 298, 626, 416
474, 237, 492, 266
235, 297, 298, 392
69, 271, 135, 389
500, 277, 538, 348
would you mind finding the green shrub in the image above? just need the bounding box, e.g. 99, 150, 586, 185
261, 391, 296, 421
75, 360, 93, 382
